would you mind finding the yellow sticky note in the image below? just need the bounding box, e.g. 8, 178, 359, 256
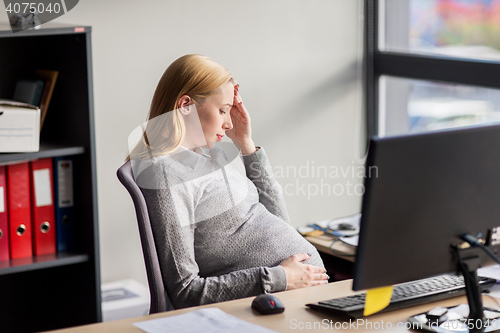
363, 285, 394, 316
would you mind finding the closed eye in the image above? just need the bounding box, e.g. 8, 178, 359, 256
219, 110, 226, 115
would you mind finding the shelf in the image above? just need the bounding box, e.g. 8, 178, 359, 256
0, 144, 85, 164
0, 253, 89, 275
0, 23, 90, 38
0, 23, 100, 331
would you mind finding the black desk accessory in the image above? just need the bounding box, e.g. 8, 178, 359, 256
252, 294, 285, 315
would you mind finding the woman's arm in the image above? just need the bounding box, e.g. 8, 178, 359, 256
242, 147, 291, 223
225, 86, 290, 222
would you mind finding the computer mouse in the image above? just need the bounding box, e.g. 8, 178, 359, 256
251, 294, 285, 315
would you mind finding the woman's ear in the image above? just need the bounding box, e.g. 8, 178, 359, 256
178, 95, 192, 115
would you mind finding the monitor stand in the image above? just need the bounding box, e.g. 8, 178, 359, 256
407, 246, 500, 333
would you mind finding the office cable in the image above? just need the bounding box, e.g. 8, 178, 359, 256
462, 234, 500, 265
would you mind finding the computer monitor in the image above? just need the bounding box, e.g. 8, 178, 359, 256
352, 123, 500, 324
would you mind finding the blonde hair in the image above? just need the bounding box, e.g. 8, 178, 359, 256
126, 54, 233, 161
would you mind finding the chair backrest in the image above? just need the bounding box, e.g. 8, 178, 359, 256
117, 161, 174, 313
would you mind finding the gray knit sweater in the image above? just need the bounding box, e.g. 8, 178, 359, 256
133, 145, 323, 309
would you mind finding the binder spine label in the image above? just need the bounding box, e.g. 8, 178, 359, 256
34, 169, 52, 207
57, 160, 73, 208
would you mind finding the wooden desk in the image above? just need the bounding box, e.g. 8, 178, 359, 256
47, 280, 500, 333
306, 235, 356, 262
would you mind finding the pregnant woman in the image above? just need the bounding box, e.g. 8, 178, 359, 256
128, 54, 328, 309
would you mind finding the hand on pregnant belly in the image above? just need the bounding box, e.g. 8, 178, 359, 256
279, 253, 329, 290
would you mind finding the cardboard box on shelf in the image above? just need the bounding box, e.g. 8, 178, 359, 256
0, 99, 40, 153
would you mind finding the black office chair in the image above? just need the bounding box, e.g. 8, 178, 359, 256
117, 161, 175, 314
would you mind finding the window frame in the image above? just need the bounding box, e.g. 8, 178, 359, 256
366, 0, 500, 138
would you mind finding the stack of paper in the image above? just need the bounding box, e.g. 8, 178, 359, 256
134, 308, 278, 333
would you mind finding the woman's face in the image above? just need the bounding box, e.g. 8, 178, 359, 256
196, 81, 234, 148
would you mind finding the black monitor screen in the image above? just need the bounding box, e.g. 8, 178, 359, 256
353, 124, 500, 291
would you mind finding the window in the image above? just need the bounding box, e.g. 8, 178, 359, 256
367, 0, 500, 137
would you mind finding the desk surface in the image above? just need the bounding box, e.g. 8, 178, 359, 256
48, 280, 500, 333
306, 235, 356, 262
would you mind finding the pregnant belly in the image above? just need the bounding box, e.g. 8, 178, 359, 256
195, 205, 324, 277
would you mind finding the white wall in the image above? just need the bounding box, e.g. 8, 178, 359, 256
0, 0, 366, 287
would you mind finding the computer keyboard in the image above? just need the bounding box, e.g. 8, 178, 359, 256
306, 275, 497, 318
